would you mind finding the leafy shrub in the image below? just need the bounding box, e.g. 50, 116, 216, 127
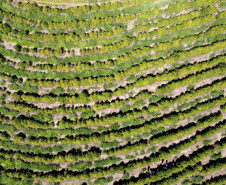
190, 175, 205, 184
14, 44, 22, 52
31, 113, 53, 123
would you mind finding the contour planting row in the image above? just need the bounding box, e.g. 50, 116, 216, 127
0, 42, 222, 105
93, 56, 226, 111
1, 61, 224, 133
0, 84, 220, 140
3, 74, 226, 139
93, 72, 226, 114
115, 137, 226, 185
1, 4, 222, 71
4, 26, 225, 81
2, 0, 179, 47
33, 84, 226, 140
3, 87, 223, 139
7, 74, 225, 131
1, 92, 224, 160
2, 42, 225, 101
0, 0, 170, 44
2, 11, 224, 67
0, 109, 224, 161
0, 0, 225, 184
78, 5, 221, 56
1, 48, 225, 105
1, 77, 224, 147
5, 0, 224, 41
1, 12, 225, 69
0, 155, 60, 172
1, 19, 225, 80
105, 111, 223, 156
1, 82, 225, 156
11, 54, 226, 107
199, 174, 226, 185
3, 3, 219, 45
0, 173, 33, 185
0, 113, 223, 177
3, 54, 225, 129
0, 136, 71, 155
4, 93, 225, 150
2, 0, 216, 31
18, 22, 226, 76
39, 110, 225, 171
23, 41, 226, 99
4, 14, 127, 40
2, 68, 226, 120
151, 157, 226, 185
24, 95, 226, 146
2, 26, 225, 90
134, 4, 219, 32
8, 0, 157, 16
141, 157, 226, 185
0, 115, 224, 180
10, 0, 163, 20
15, 0, 200, 17
2, 122, 225, 182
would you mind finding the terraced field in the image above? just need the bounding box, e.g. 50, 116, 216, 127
0, 0, 226, 184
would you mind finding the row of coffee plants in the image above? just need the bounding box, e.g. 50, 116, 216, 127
12, 55, 226, 106
3, 124, 225, 181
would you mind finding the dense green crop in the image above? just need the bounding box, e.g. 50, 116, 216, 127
0, 0, 225, 184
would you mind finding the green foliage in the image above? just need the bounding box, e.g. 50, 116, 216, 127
94, 157, 121, 168
103, 83, 117, 90
131, 100, 145, 109
0, 0, 225, 183
67, 161, 92, 171
190, 175, 204, 184
12, 116, 54, 129
121, 105, 130, 113
101, 140, 120, 148
151, 127, 165, 135
122, 172, 130, 180
31, 113, 53, 123
150, 146, 157, 153
218, 1, 226, 10
203, 139, 212, 146
182, 179, 191, 185
68, 113, 78, 121
51, 87, 64, 94
187, 85, 195, 91
0, 107, 18, 117
210, 152, 222, 160
0, 79, 6, 85
80, 110, 95, 119
211, 90, 224, 98
94, 177, 113, 185
126, 155, 135, 160
14, 44, 22, 52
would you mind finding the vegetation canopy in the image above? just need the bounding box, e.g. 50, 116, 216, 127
0, 0, 225, 184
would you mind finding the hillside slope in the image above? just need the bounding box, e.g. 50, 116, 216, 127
0, 0, 226, 184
